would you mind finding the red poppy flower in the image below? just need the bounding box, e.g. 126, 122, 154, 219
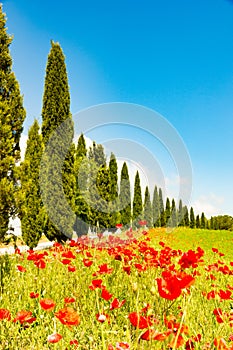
15, 247, 21, 255
55, 307, 80, 327
68, 265, 76, 272
62, 250, 76, 259
89, 279, 103, 290
93, 263, 113, 276
213, 308, 225, 323
213, 337, 229, 350
17, 265, 26, 272
61, 258, 71, 265
157, 276, 181, 300
40, 298, 56, 312
47, 333, 62, 343
0, 308, 11, 321
13, 310, 36, 324
115, 224, 123, 229
64, 297, 76, 304
219, 289, 232, 300
83, 258, 93, 267
123, 265, 131, 275
128, 312, 152, 329
101, 288, 113, 301
141, 328, 171, 341
30, 292, 39, 299
110, 298, 126, 310
116, 342, 130, 349
34, 259, 46, 269
207, 290, 216, 300
70, 339, 79, 346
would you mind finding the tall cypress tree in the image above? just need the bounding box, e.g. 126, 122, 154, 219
19, 120, 44, 249
87, 142, 107, 231
0, 5, 26, 242
41, 41, 75, 242
119, 162, 131, 227
165, 197, 171, 226
108, 153, 120, 230
210, 216, 214, 230
96, 164, 111, 229
152, 185, 160, 227
183, 205, 190, 227
178, 199, 184, 226
132, 171, 143, 227
74, 134, 89, 236
158, 188, 165, 227
190, 207, 195, 229
196, 214, 200, 228
143, 186, 152, 228
200, 212, 206, 229
170, 198, 177, 228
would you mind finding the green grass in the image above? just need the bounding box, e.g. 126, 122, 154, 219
0, 228, 233, 349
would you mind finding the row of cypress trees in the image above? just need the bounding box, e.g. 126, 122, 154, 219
0, 5, 209, 249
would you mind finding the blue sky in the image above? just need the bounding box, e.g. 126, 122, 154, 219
3, 0, 233, 217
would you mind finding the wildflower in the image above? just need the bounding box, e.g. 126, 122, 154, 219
115, 224, 123, 229
17, 265, 26, 272
64, 297, 76, 304
70, 339, 79, 347
47, 333, 62, 343
55, 307, 80, 327
96, 313, 110, 323
89, 279, 103, 290
68, 265, 76, 272
0, 309, 11, 321
62, 250, 76, 259
116, 342, 130, 349
110, 298, 126, 310
30, 292, 39, 299
83, 258, 93, 267
40, 298, 56, 312
13, 310, 36, 325
101, 288, 113, 301
93, 263, 113, 276
128, 312, 152, 329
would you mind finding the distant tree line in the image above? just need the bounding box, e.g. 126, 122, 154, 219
0, 6, 232, 249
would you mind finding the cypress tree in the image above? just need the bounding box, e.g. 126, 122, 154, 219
196, 214, 200, 228
108, 153, 120, 230
132, 171, 143, 227
41, 41, 75, 242
170, 199, 177, 228
96, 164, 111, 229
0, 5, 26, 241
152, 185, 160, 227
19, 120, 44, 249
158, 188, 165, 227
190, 207, 195, 229
200, 212, 206, 229
165, 197, 171, 226
183, 205, 190, 227
87, 142, 107, 231
143, 186, 152, 228
119, 162, 131, 227
74, 134, 89, 236
210, 216, 214, 230
178, 199, 184, 226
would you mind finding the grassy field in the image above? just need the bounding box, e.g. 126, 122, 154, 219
0, 228, 233, 349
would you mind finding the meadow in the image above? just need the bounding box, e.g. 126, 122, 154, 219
0, 228, 233, 350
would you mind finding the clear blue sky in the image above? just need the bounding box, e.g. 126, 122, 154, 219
3, 0, 233, 217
